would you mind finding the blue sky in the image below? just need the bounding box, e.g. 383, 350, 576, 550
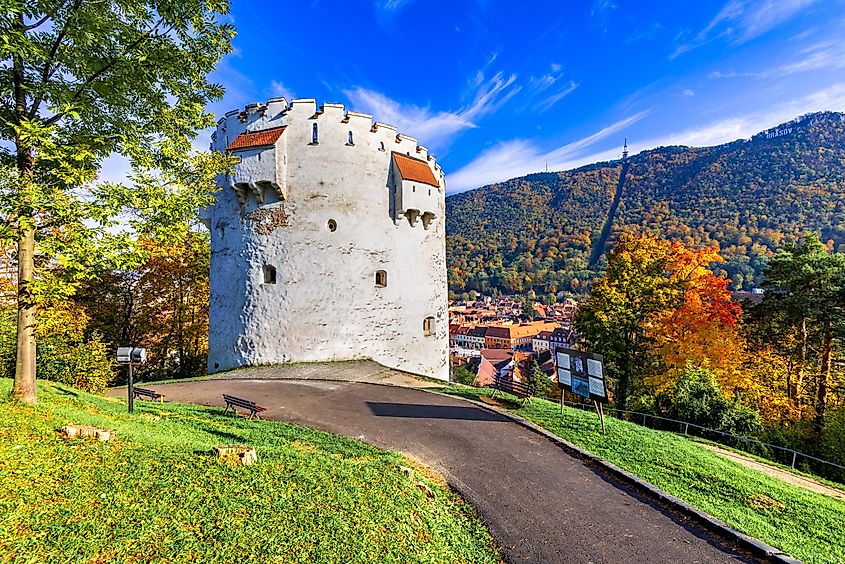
202, 0, 845, 193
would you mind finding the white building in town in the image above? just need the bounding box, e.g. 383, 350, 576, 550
202, 97, 449, 380
532, 330, 552, 352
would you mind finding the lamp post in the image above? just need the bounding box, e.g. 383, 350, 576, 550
116, 347, 147, 413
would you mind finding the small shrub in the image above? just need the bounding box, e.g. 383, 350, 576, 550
656, 365, 762, 443
0, 304, 115, 394
451, 364, 476, 385
527, 359, 551, 397
819, 409, 845, 483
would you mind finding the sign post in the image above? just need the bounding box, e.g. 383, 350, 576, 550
117, 347, 147, 414
555, 348, 608, 434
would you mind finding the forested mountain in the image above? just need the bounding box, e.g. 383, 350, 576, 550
446, 111, 845, 295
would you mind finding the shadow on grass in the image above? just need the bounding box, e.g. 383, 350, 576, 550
53, 386, 80, 398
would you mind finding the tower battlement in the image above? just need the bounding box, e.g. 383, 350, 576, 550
205, 96, 449, 381
211, 99, 445, 180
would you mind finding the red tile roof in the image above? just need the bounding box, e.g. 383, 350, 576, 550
392, 152, 440, 187
484, 327, 511, 339
226, 126, 286, 151
480, 349, 514, 362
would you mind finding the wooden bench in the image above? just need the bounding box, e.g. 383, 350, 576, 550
132, 387, 164, 402
223, 394, 267, 420
489, 374, 534, 404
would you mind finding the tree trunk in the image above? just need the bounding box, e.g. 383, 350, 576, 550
14, 228, 37, 403
792, 318, 807, 409
617, 334, 632, 412
817, 318, 833, 427
12, 37, 37, 404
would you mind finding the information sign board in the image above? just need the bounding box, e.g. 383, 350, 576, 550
555, 348, 607, 403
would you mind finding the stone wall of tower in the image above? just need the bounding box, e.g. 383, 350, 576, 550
204, 97, 449, 380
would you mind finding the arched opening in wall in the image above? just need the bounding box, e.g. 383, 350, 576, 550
263, 265, 277, 284
379, 141, 385, 151
423, 316, 435, 337
347, 131, 354, 145
326, 218, 337, 232
312, 123, 319, 144
375, 270, 387, 287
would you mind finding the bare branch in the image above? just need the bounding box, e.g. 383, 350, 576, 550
27, 0, 86, 120
22, 0, 74, 31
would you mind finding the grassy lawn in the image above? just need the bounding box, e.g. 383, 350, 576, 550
0, 380, 499, 563
438, 386, 845, 564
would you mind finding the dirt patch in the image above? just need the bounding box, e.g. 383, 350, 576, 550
479, 396, 521, 409
400, 453, 451, 490
748, 493, 785, 512
701, 443, 845, 502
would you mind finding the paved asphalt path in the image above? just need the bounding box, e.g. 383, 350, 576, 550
129, 379, 756, 564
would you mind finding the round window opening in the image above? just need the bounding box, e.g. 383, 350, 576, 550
327, 219, 337, 232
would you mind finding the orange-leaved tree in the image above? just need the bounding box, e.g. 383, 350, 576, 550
648, 242, 747, 395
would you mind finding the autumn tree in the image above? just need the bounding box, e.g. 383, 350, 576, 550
1, 1, 235, 403
576, 233, 681, 410
74, 230, 210, 381
648, 242, 746, 394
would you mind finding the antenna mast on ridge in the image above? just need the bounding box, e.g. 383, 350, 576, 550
622, 137, 629, 160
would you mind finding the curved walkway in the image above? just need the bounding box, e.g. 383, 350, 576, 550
132, 374, 757, 563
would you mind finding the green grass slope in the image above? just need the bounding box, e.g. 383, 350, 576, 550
440, 387, 845, 564
0, 380, 499, 563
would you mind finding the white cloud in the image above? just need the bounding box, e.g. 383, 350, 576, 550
378, 0, 415, 9
682, 88, 695, 97
525, 73, 579, 112
632, 82, 845, 150
343, 71, 519, 151
710, 40, 845, 79
97, 154, 133, 185
449, 81, 845, 194
538, 81, 579, 111
727, 0, 818, 42
766, 40, 845, 77
447, 111, 649, 192
672, 0, 818, 58
520, 64, 580, 113
270, 80, 296, 100
708, 70, 755, 79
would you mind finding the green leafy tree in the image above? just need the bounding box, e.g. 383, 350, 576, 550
762, 234, 845, 425
575, 234, 681, 410
1, 1, 235, 403
527, 358, 550, 397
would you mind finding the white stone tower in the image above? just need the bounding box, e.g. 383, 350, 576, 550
202, 97, 449, 380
